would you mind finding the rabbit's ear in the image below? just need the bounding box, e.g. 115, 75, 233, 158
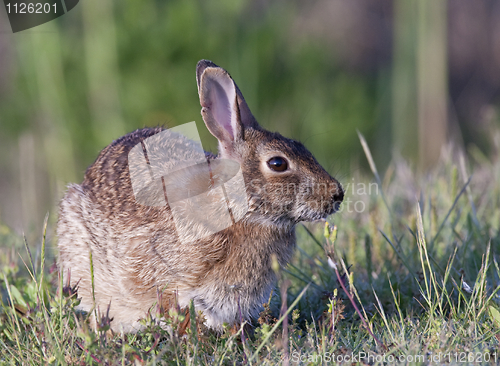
197, 60, 258, 149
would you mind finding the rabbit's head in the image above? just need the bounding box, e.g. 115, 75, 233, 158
197, 60, 343, 228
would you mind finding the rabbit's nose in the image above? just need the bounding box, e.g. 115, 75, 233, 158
332, 181, 344, 212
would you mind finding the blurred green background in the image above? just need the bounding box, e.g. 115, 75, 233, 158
0, 0, 499, 236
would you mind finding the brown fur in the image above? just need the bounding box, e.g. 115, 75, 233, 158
57, 60, 343, 332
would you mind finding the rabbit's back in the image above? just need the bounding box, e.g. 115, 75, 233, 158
57, 128, 183, 330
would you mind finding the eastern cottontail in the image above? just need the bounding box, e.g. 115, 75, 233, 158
57, 60, 344, 333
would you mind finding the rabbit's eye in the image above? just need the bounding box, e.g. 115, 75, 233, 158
267, 157, 288, 172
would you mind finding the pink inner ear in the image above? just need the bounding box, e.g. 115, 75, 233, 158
212, 81, 234, 139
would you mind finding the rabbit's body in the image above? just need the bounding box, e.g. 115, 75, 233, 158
58, 61, 343, 332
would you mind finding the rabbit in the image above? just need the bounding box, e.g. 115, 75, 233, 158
57, 60, 344, 333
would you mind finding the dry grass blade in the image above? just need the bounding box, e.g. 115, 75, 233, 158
357, 130, 392, 216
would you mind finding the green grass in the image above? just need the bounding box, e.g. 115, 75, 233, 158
2, 138, 500, 365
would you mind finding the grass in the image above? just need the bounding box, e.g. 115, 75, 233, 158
2, 136, 500, 365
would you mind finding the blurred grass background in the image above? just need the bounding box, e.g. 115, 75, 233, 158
0, 0, 499, 238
